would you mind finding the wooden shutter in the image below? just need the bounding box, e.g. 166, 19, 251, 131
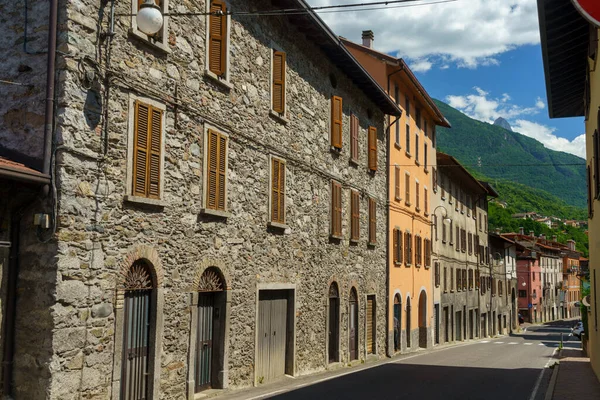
395, 166, 401, 200
404, 232, 410, 265
272, 51, 286, 113
209, 0, 227, 76
351, 114, 359, 160
271, 159, 285, 223
351, 190, 359, 240
206, 130, 227, 211
393, 229, 399, 264
368, 198, 376, 244
331, 96, 343, 149
331, 181, 342, 236
368, 127, 377, 171
133, 101, 162, 199
424, 188, 428, 214
405, 174, 410, 204
398, 230, 403, 265
416, 182, 420, 210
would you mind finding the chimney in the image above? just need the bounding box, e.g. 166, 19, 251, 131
552, 235, 557, 242
567, 240, 576, 251
519, 227, 524, 235
529, 230, 534, 237
362, 30, 374, 48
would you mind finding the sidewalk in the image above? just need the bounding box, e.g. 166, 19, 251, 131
550, 347, 600, 400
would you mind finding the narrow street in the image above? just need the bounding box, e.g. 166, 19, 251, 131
223, 320, 578, 400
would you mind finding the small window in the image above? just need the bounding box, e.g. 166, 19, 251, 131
415, 235, 422, 267
424, 187, 428, 215
405, 123, 411, 153
368, 127, 377, 172
208, 0, 228, 77
443, 266, 448, 292
415, 181, 420, 211
350, 114, 359, 162
350, 190, 360, 241
205, 129, 229, 211
405, 173, 411, 206
393, 229, 403, 264
434, 261, 440, 287
270, 158, 286, 224
331, 96, 343, 150
272, 50, 286, 114
415, 131, 420, 162
331, 181, 342, 237
395, 166, 401, 201
416, 108, 421, 130
404, 232, 412, 266
131, 100, 164, 200
519, 290, 527, 298
368, 198, 376, 245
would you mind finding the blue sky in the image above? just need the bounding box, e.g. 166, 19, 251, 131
310, 0, 586, 158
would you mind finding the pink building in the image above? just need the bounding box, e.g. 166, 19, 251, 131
516, 247, 542, 323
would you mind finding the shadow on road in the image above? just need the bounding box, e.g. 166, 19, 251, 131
270, 363, 542, 400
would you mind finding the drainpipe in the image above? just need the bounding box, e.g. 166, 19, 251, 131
42, 0, 58, 195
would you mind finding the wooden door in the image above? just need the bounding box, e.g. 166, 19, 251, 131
348, 289, 358, 360
366, 296, 375, 354
195, 293, 215, 392
393, 297, 401, 351
257, 291, 288, 383
121, 290, 151, 400
434, 304, 440, 344
406, 299, 411, 348
328, 296, 339, 363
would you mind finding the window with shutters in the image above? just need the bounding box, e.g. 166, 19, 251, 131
449, 220, 453, 245
455, 226, 460, 252
131, 0, 169, 50
269, 157, 286, 225
368, 198, 376, 245
404, 232, 412, 266
424, 187, 428, 216
462, 270, 467, 291
271, 49, 286, 116
350, 114, 359, 163
415, 235, 422, 267
405, 97, 411, 154
350, 190, 360, 241
206, 0, 230, 83
405, 173, 411, 206
469, 269, 474, 290
475, 270, 480, 290
442, 218, 447, 243
203, 127, 229, 214
432, 167, 437, 192
443, 267, 447, 292
450, 268, 454, 292
415, 181, 420, 212
435, 262, 440, 287
468, 233, 472, 255
424, 142, 428, 171
394, 85, 401, 147
415, 131, 420, 163
368, 126, 377, 172
394, 166, 401, 201
393, 228, 403, 265
127, 97, 165, 204
424, 239, 431, 268
457, 269, 461, 292
461, 229, 466, 253
331, 181, 343, 238
331, 96, 343, 150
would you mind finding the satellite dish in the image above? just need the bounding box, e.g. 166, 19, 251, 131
583, 295, 591, 307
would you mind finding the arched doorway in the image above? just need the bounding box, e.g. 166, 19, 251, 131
195, 267, 227, 392
348, 288, 358, 361
328, 282, 340, 363
418, 291, 427, 348
393, 294, 401, 352
406, 296, 412, 348
121, 260, 155, 400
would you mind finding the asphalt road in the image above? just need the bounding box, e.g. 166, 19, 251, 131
259, 320, 579, 400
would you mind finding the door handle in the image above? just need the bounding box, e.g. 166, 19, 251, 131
273, 331, 276, 336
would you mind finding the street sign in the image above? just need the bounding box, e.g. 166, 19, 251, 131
572, 0, 600, 27
528, 303, 532, 308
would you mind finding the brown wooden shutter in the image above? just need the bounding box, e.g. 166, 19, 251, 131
272, 51, 286, 113
416, 181, 420, 210
405, 173, 410, 204
133, 101, 162, 199
271, 159, 285, 223
395, 166, 400, 200
398, 230, 403, 264
206, 130, 227, 211
351, 190, 359, 240
331, 181, 342, 236
424, 188, 428, 214
368, 198, 376, 244
368, 126, 377, 171
351, 114, 359, 160
209, 0, 227, 76
331, 96, 343, 149
393, 229, 399, 264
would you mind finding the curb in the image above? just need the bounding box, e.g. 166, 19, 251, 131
543, 349, 562, 400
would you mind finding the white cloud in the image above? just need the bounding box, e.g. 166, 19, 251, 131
410, 58, 433, 73
446, 88, 585, 158
309, 0, 541, 69
512, 120, 586, 158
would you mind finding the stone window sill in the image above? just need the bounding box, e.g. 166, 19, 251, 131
129, 29, 171, 53
203, 70, 233, 91
405, 263, 412, 268
424, 265, 431, 269
330, 146, 342, 154
415, 159, 421, 166
268, 221, 289, 230
394, 142, 401, 150
367, 241, 377, 247
405, 151, 412, 158
124, 195, 167, 208
394, 262, 402, 267
269, 110, 289, 125
349, 158, 359, 167
395, 196, 402, 202
424, 168, 429, 174
200, 208, 231, 219
330, 234, 343, 241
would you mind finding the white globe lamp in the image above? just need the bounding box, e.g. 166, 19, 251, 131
137, 0, 163, 35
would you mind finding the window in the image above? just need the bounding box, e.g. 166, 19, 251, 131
450, 267, 454, 291
434, 215, 438, 241
404, 232, 412, 266
405, 173, 411, 205
130, 99, 164, 200
461, 229, 466, 253
462, 270, 467, 291
207, 0, 229, 79
368, 198, 376, 244
205, 128, 229, 212
456, 269, 461, 292
424, 187, 428, 215
442, 218, 447, 243
351, 114, 359, 162
518, 290, 526, 298
448, 182, 453, 204
395, 166, 401, 201
331, 96, 343, 149
393, 228, 403, 264
405, 97, 411, 153
498, 281, 503, 297
272, 50, 286, 114
394, 85, 400, 146
331, 181, 342, 238
435, 262, 440, 287
460, 190, 464, 213
484, 215, 488, 233
491, 278, 496, 295
479, 213, 482, 231
456, 226, 460, 252
350, 190, 360, 241
432, 167, 437, 192
270, 157, 286, 224
441, 174, 446, 199
424, 143, 428, 170
449, 220, 453, 244
368, 126, 377, 171
416, 181, 420, 211
415, 235, 422, 267
468, 269, 474, 290
454, 186, 459, 211
424, 238, 431, 268
468, 233, 472, 255
466, 195, 471, 217
443, 266, 448, 292
415, 131, 419, 162
131, 0, 169, 50
416, 108, 421, 129
475, 270, 480, 290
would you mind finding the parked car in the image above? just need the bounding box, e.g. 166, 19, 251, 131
573, 322, 584, 339
518, 313, 524, 324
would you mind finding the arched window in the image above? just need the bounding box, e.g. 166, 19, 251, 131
328, 282, 340, 363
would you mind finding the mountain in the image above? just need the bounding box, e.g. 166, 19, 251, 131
493, 117, 512, 131
433, 99, 587, 208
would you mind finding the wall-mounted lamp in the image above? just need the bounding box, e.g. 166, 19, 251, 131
137, 0, 164, 35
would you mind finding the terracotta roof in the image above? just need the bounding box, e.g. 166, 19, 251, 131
0, 157, 50, 184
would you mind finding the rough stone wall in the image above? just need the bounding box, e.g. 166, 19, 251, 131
38, 0, 390, 398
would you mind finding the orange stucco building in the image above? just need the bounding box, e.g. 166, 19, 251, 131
343, 31, 450, 354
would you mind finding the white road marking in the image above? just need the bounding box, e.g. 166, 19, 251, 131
493, 342, 504, 344
524, 343, 533, 345
508, 342, 518, 345
481, 340, 490, 343
528, 348, 558, 400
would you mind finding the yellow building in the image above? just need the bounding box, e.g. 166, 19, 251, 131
538, 0, 600, 382
343, 31, 450, 354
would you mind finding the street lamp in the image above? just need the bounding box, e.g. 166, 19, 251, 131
137, 0, 164, 35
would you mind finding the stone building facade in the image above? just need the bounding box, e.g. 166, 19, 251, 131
0, 0, 401, 398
